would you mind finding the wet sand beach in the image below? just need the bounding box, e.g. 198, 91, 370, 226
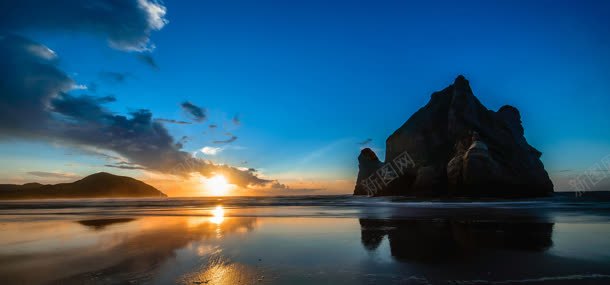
1, 194, 610, 285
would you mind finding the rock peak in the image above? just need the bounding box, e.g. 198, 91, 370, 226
354, 148, 383, 195
359, 148, 379, 161
355, 76, 553, 197
452, 75, 472, 95
454, 75, 468, 86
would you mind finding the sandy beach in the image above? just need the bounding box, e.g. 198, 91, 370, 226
1, 194, 610, 284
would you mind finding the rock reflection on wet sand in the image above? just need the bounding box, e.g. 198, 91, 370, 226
77, 218, 136, 230
360, 218, 554, 263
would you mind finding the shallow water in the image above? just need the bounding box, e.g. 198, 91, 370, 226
1, 193, 610, 284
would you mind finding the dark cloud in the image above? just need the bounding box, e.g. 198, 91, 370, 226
104, 162, 147, 170
26, 171, 79, 179
0, 2, 285, 190
0, 34, 74, 135
175, 135, 190, 149
0, 0, 167, 51
358, 138, 372, 146
51, 94, 116, 121
155, 118, 191, 125
232, 114, 240, 125
181, 101, 206, 122
105, 164, 145, 170
270, 181, 287, 189
137, 54, 159, 69
209, 124, 218, 129
168, 158, 278, 188
99, 71, 129, 83
213, 136, 238, 144
0, 36, 282, 189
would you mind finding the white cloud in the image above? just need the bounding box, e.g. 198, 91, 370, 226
138, 0, 168, 30
200, 146, 223, 156
26, 43, 56, 60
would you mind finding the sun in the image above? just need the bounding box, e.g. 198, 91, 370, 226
201, 175, 234, 196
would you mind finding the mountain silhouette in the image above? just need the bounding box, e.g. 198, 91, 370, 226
0, 172, 166, 199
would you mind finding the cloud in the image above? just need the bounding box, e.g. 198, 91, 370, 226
51, 94, 116, 121
358, 138, 372, 146
181, 101, 206, 122
99, 71, 129, 83
232, 114, 240, 125
104, 162, 147, 170
209, 124, 218, 129
0, 35, 75, 135
200, 146, 223, 156
26, 171, 79, 179
0, 35, 280, 189
0, 3, 286, 191
175, 136, 190, 149
270, 181, 287, 189
137, 53, 159, 69
213, 136, 238, 144
155, 118, 191, 125
0, 0, 167, 52
65, 146, 122, 161
168, 158, 281, 188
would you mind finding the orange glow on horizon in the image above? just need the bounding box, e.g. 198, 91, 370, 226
141, 171, 356, 197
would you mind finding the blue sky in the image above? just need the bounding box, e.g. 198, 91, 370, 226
1, 0, 610, 194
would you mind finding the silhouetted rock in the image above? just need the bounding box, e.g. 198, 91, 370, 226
354, 148, 383, 195
0, 172, 166, 199
355, 75, 553, 197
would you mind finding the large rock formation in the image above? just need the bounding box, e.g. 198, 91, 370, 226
354, 75, 553, 197
354, 148, 384, 195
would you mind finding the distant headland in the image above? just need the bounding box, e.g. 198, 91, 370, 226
0, 172, 166, 199
355, 75, 554, 198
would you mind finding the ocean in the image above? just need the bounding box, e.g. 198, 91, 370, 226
1, 193, 610, 284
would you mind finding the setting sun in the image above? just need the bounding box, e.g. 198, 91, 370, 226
201, 175, 234, 196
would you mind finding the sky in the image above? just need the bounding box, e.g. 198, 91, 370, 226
1, 0, 610, 196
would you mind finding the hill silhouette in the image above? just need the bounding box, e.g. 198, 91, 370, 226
0, 172, 166, 199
